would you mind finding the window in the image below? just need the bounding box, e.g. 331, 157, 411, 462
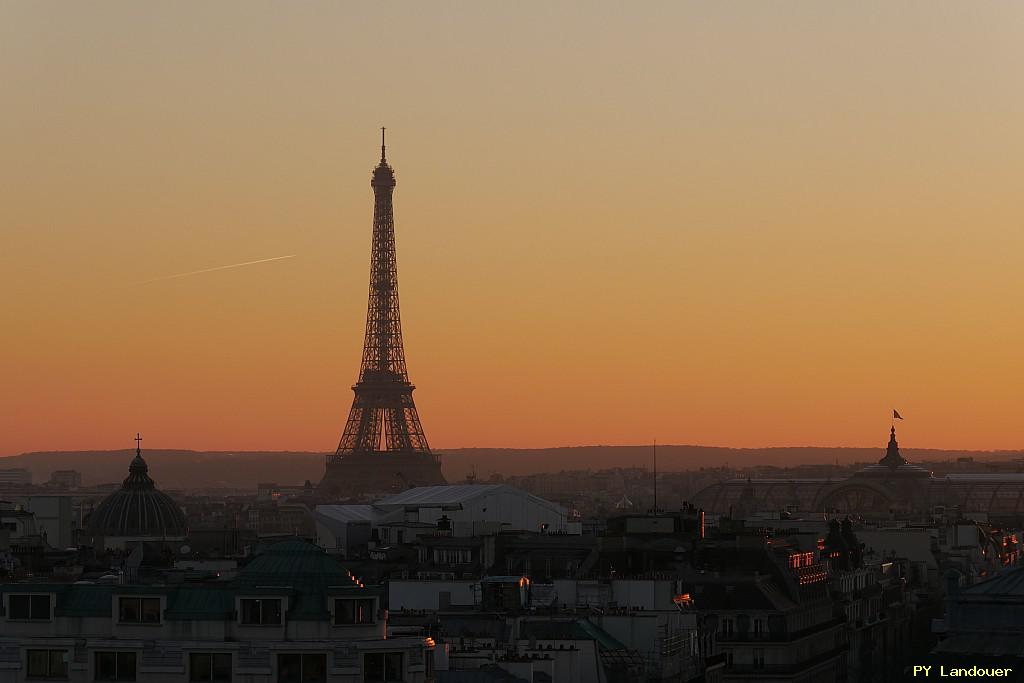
788, 551, 814, 569
364, 652, 403, 682
753, 618, 764, 637
94, 652, 136, 682
277, 653, 326, 683
8, 594, 51, 620
240, 598, 282, 625
720, 618, 734, 637
189, 653, 231, 682
118, 597, 161, 624
753, 648, 765, 670
26, 649, 68, 680
432, 548, 473, 564
334, 598, 375, 625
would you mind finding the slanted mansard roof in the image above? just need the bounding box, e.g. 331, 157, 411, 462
0, 539, 372, 622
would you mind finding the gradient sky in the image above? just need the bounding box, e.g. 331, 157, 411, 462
3, 2, 1024, 456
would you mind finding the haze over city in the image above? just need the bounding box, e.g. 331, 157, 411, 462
4, 2, 1024, 457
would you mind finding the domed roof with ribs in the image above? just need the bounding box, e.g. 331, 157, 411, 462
87, 449, 187, 538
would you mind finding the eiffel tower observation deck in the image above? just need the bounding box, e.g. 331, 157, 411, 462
318, 131, 446, 498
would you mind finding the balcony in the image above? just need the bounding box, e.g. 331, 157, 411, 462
717, 617, 846, 644
723, 645, 847, 676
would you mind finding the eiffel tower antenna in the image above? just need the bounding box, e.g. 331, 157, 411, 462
319, 132, 445, 497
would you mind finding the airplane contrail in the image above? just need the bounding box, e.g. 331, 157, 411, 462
138, 255, 297, 284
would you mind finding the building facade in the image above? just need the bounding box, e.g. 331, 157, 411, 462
0, 539, 434, 683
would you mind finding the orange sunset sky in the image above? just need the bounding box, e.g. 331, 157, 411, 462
3, 3, 1024, 456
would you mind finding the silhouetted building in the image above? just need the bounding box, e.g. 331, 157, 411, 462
0, 538, 435, 683
47, 470, 82, 489
316, 485, 574, 558
694, 425, 1024, 521
84, 438, 187, 552
319, 132, 445, 498
689, 541, 846, 683
933, 567, 1024, 674
0, 469, 32, 486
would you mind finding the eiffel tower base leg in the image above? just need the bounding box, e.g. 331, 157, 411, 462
317, 452, 446, 499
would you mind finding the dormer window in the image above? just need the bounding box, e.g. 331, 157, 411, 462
8, 594, 51, 621
240, 598, 282, 625
333, 598, 375, 625
118, 597, 161, 624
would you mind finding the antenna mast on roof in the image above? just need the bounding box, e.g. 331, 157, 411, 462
653, 439, 658, 512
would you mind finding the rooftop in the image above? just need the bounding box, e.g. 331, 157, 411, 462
962, 566, 1024, 598
378, 485, 506, 507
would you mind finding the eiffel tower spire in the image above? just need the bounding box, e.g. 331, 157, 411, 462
319, 133, 444, 497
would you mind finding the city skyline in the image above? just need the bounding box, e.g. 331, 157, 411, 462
4, 3, 1024, 456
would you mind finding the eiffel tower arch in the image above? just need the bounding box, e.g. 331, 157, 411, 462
318, 131, 446, 498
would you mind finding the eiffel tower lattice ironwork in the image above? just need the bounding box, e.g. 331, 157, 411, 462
320, 131, 444, 495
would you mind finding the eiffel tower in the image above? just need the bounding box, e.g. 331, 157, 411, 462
318, 131, 446, 497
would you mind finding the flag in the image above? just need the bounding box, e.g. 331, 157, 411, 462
893, 410, 903, 420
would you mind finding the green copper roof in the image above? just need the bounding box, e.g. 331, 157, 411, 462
519, 620, 626, 651
1, 539, 374, 623
165, 587, 235, 621
236, 538, 370, 620
57, 585, 114, 618
237, 538, 348, 589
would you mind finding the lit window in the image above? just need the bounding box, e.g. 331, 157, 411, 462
334, 598, 375, 625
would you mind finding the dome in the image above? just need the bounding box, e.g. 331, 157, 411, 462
87, 449, 187, 538
855, 426, 930, 479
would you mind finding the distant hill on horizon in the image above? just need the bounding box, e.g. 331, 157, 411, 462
3, 444, 1024, 490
